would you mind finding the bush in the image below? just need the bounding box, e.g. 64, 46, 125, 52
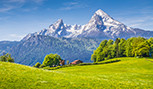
0, 56, 7, 62
39, 64, 46, 68
0, 53, 14, 62
34, 62, 41, 68
78, 59, 120, 66
7, 56, 14, 62
43, 66, 62, 70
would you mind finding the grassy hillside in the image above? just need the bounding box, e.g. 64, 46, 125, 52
0, 57, 153, 89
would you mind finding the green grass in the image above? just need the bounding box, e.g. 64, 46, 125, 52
42, 59, 121, 70
146, 57, 153, 62
0, 57, 153, 89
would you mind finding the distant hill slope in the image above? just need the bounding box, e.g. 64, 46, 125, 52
0, 57, 153, 89
0, 41, 19, 55
10, 35, 100, 66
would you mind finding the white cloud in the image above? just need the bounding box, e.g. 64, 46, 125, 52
129, 24, 141, 27
0, 34, 26, 41
6, 0, 26, 3
127, 19, 153, 30
64, 2, 78, 6
0, 0, 45, 13
60, 1, 87, 10
0, 7, 14, 12
5, 0, 45, 4
9, 34, 25, 41
116, 15, 153, 30
22, 7, 38, 12
0, 0, 25, 13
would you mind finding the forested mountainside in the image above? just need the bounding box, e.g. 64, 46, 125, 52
10, 35, 100, 66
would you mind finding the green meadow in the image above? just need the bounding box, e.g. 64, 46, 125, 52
0, 57, 153, 89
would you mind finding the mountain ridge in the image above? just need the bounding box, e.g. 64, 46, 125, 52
23, 9, 153, 40
11, 35, 101, 65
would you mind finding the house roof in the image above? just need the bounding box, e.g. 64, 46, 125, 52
73, 60, 82, 62
71, 60, 83, 64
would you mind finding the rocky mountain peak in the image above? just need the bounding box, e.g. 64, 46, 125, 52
95, 9, 109, 17
49, 19, 64, 29
92, 9, 117, 24
55, 19, 64, 25
22, 9, 152, 40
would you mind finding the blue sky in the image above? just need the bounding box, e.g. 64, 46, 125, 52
0, 0, 153, 41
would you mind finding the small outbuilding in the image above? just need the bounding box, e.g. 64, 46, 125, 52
70, 60, 83, 64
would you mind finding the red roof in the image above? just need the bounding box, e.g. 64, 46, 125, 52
70, 60, 83, 64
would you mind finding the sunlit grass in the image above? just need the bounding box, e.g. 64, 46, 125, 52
0, 57, 153, 89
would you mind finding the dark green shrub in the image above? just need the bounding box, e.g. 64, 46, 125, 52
7, 55, 14, 62
34, 62, 41, 68
0, 56, 7, 62
39, 64, 46, 68
0, 53, 14, 62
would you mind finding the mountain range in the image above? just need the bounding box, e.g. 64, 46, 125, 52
23, 9, 153, 40
1, 9, 153, 65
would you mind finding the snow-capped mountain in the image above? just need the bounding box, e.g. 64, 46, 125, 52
23, 9, 153, 40
3, 9, 153, 65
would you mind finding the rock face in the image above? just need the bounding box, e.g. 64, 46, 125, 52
23, 9, 153, 41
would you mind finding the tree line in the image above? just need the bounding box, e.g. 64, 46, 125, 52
0, 53, 14, 62
91, 37, 153, 62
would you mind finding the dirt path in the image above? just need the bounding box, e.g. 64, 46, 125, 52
145, 58, 153, 63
